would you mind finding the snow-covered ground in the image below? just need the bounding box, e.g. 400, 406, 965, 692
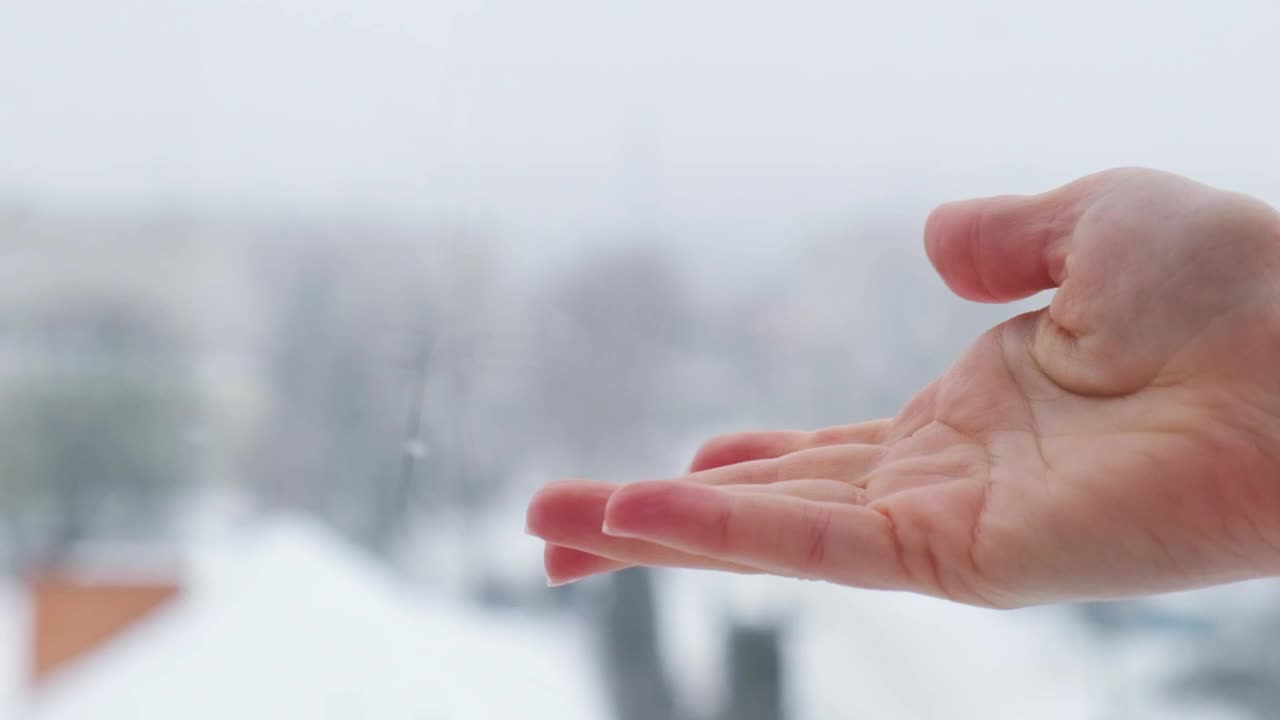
653, 567, 1259, 720
0, 503, 1269, 720
0, 517, 608, 720
468, 480, 1262, 720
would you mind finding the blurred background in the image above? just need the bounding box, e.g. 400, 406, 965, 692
0, 0, 1278, 718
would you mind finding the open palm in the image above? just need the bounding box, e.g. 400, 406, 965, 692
526, 169, 1280, 607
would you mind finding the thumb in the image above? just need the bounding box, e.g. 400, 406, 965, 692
921, 171, 1136, 396
924, 182, 1095, 303
924, 169, 1279, 396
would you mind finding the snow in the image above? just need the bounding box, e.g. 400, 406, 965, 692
0, 516, 608, 720
398, 491, 549, 603
0, 584, 25, 719
790, 585, 1101, 720
655, 569, 1246, 720
0, 507, 1271, 720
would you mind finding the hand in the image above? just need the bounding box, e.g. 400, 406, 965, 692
526, 168, 1280, 608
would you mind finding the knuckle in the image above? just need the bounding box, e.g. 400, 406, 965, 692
800, 504, 834, 574
713, 497, 736, 552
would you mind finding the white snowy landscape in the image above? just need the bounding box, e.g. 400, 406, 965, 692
0, 505, 1263, 719
0, 1, 1278, 718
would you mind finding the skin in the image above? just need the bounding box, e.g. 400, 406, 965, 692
525, 168, 1280, 608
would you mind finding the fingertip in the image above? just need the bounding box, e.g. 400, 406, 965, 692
688, 431, 795, 472
924, 193, 1066, 304
922, 200, 958, 268
524, 482, 568, 538
924, 199, 999, 303
688, 440, 731, 473
524, 492, 553, 539
603, 480, 724, 541
603, 481, 662, 538
544, 544, 626, 585
598, 520, 628, 538
525, 479, 616, 541
602, 480, 674, 531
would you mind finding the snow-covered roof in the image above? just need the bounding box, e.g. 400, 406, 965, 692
0, 517, 607, 720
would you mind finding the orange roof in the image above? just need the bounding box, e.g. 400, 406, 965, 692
27, 574, 180, 686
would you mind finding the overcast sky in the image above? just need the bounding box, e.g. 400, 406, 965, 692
1, 0, 1278, 260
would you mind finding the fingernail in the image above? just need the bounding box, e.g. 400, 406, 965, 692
600, 521, 634, 538
547, 575, 579, 588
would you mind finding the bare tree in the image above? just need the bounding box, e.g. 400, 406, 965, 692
248, 237, 426, 554
527, 243, 697, 476
0, 293, 197, 567
600, 567, 681, 720
416, 237, 510, 520
720, 622, 784, 720
526, 243, 698, 720
248, 228, 510, 562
